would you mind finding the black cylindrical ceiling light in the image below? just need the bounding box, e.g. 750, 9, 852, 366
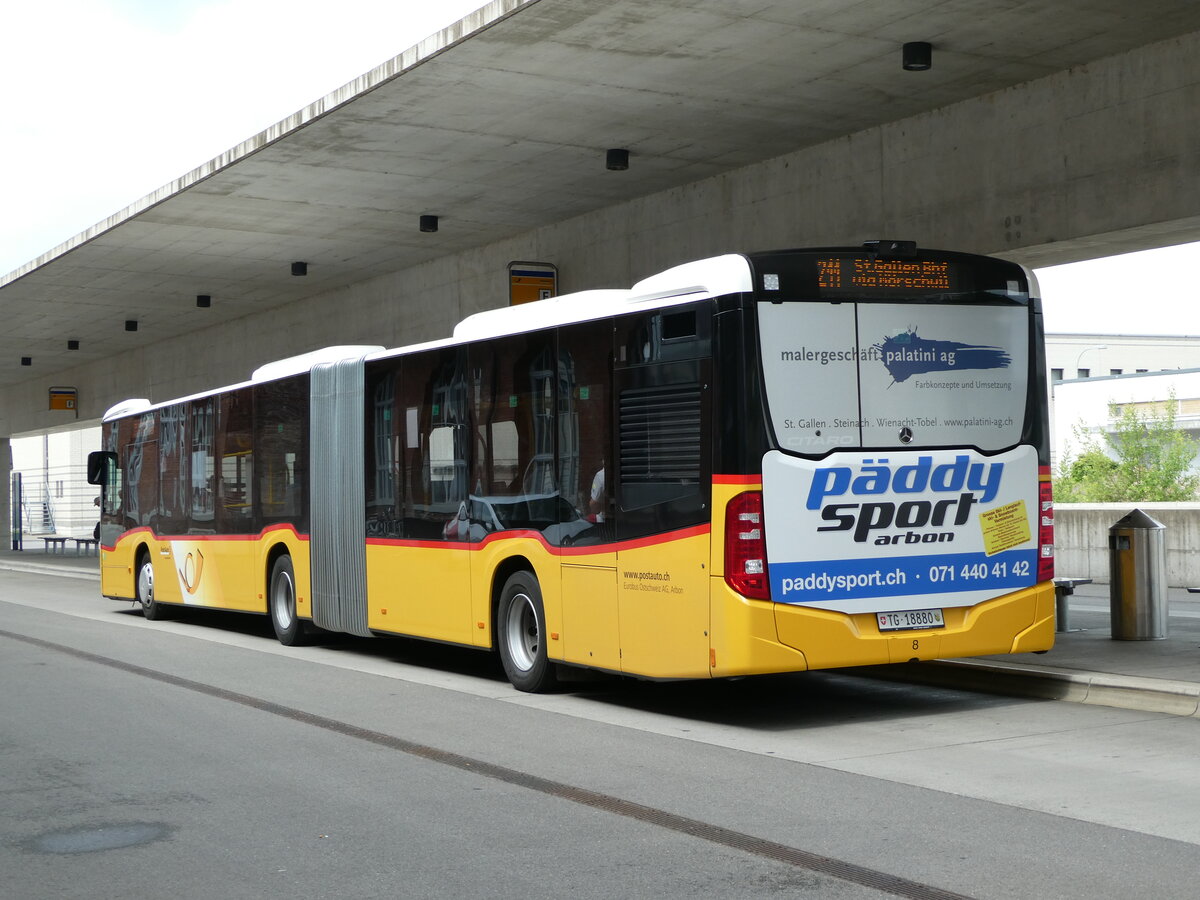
902, 41, 932, 71
291, 261, 308, 276
419, 215, 439, 233
125, 320, 138, 332
606, 148, 630, 171
196, 294, 212, 308
67, 340, 80, 350
21, 356, 32, 366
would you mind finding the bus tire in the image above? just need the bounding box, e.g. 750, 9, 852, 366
497, 571, 557, 693
269, 555, 309, 646
136, 549, 168, 620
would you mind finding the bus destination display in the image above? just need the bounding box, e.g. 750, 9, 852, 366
816, 256, 956, 296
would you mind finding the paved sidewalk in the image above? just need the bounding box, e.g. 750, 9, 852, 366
2, 548, 1197, 715
0, 544, 103, 580
855, 582, 1200, 717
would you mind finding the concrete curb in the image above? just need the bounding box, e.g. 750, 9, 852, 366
849, 658, 1200, 718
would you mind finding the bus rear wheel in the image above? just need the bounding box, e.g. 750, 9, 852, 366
497, 571, 556, 693
136, 550, 168, 620
269, 555, 309, 646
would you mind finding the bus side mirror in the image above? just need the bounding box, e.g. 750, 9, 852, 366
87, 451, 117, 485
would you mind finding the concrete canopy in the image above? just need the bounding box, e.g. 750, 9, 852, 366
4, 0, 1200, 392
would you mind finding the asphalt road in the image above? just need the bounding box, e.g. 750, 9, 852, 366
3, 571, 1199, 899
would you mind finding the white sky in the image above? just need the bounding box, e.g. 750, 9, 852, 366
2, 0, 1198, 338
1035, 243, 1200, 336
0, 0, 484, 273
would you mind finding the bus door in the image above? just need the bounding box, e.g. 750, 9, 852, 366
612, 308, 713, 679
126, 415, 177, 601
553, 322, 620, 672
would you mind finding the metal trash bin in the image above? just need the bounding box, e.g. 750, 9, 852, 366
1108, 509, 1168, 640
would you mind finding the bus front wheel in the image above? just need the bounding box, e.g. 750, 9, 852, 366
136, 550, 168, 620
269, 555, 309, 646
497, 571, 557, 693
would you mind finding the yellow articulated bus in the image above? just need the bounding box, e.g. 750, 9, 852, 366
88, 242, 1056, 692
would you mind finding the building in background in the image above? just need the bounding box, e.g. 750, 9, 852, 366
1046, 334, 1200, 477
1051, 368, 1200, 482
10, 427, 101, 544
1046, 333, 1200, 382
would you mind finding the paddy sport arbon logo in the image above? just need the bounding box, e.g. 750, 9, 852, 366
806, 455, 1004, 546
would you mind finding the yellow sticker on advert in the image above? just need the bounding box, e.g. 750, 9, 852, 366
978, 499, 1032, 556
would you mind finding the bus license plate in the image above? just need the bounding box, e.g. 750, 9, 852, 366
877, 608, 945, 632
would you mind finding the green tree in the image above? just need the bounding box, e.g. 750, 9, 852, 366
1054, 445, 1119, 502
1055, 393, 1199, 502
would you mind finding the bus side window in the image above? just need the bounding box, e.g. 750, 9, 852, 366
364, 365, 400, 538
102, 458, 123, 517
470, 333, 559, 528
619, 306, 707, 365
557, 319, 613, 541
217, 388, 254, 532
190, 399, 216, 532
256, 374, 309, 530
158, 403, 189, 535
401, 346, 469, 541
613, 306, 712, 541
96, 426, 126, 522
125, 411, 159, 529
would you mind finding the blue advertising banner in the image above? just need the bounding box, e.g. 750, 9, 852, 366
770, 548, 1038, 604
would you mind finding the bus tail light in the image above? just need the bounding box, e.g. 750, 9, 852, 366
1037, 474, 1054, 582
725, 491, 770, 600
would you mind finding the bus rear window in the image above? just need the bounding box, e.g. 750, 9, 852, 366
757, 300, 1030, 454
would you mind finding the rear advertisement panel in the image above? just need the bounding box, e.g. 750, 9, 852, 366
762, 445, 1039, 614
757, 301, 1029, 454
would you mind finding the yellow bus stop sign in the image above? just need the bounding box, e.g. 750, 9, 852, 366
509, 261, 557, 306
49, 386, 77, 411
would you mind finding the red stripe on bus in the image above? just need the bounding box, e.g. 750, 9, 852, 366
712, 474, 761, 485
109, 523, 311, 545
111, 520, 711, 554
366, 523, 711, 555
600, 523, 709, 552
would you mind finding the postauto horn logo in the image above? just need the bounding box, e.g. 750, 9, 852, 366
805, 455, 1003, 545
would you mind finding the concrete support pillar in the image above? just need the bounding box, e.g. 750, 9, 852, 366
1, 437, 12, 551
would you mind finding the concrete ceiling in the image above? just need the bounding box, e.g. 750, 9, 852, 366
5, 0, 1200, 389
